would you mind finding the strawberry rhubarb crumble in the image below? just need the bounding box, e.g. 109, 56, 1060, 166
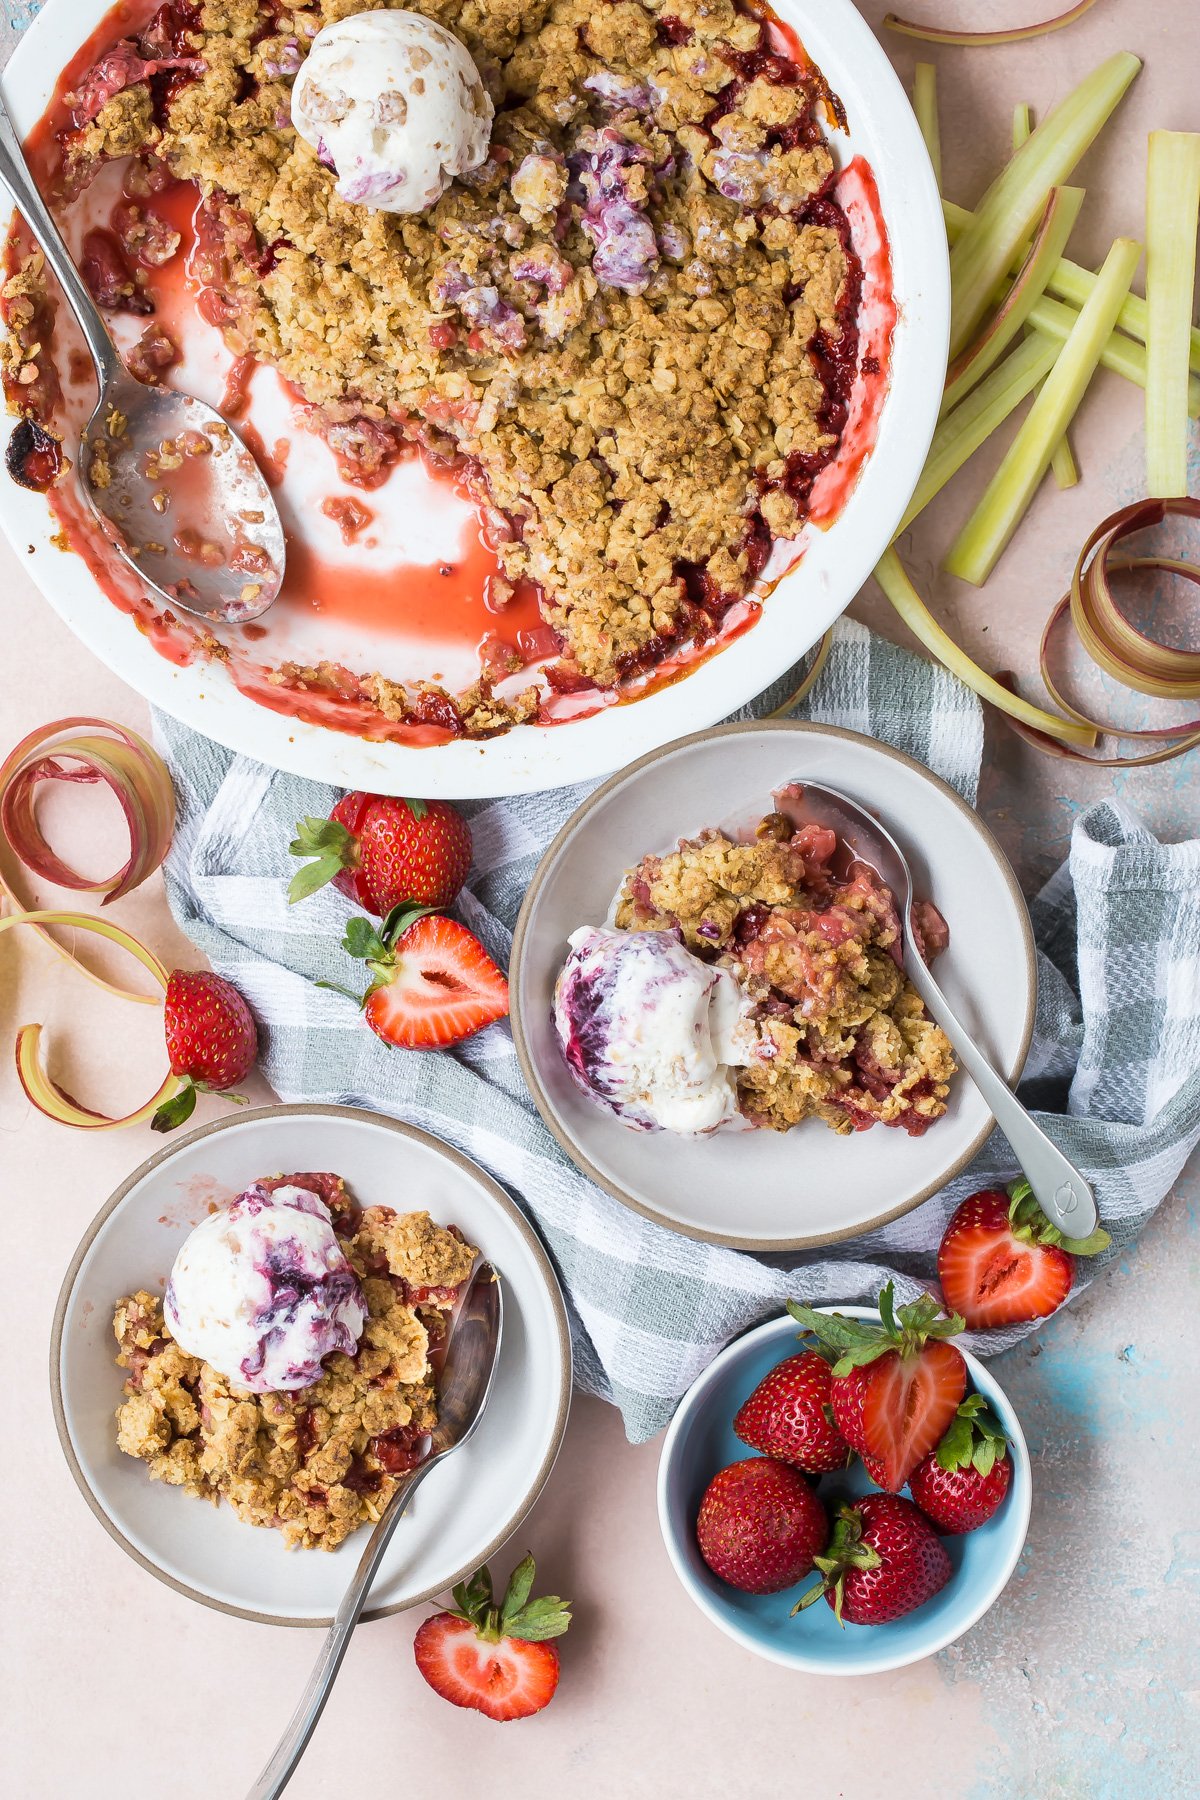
554, 787, 956, 1136
113, 1170, 477, 1549
2, 0, 881, 741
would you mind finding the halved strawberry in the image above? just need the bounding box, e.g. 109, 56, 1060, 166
788, 1286, 967, 1492
413, 1555, 570, 1721
937, 1181, 1110, 1329
337, 906, 508, 1049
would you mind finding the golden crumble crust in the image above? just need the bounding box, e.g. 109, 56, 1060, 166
67, 0, 856, 700
113, 1183, 478, 1550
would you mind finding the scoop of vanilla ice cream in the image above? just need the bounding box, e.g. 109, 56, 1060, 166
290, 9, 493, 214
553, 926, 758, 1133
164, 1183, 367, 1392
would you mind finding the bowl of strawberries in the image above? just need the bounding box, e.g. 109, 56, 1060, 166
656, 1286, 1032, 1673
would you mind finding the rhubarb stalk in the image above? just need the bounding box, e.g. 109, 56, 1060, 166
1144, 131, 1200, 497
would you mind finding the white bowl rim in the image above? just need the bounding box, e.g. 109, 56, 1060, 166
50, 1102, 573, 1628
0, 0, 950, 799
655, 1305, 1034, 1674
509, 718, 1037, 1250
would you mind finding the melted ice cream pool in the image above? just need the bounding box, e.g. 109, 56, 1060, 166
291, 9, 493, 214
553, 926, 759, 1133
164, 1182, 366, 1391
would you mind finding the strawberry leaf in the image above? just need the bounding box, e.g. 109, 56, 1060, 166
151, 1078, 197, 1134
379, 901, 440, 948
1057, 1225, 1112, 1256
502, 1594, 573, 1643
935, 1392, 1008, 1472
287, 816, 355, 905
1007, 1180, 1112, 1256
401, 797, 429, 821
342, 916, 390, 961
501, 1552, 537, 1620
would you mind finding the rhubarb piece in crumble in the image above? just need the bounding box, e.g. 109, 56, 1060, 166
607, 799, 956, 1136
8, 0, 875, 732
113, 1171, 477, 1549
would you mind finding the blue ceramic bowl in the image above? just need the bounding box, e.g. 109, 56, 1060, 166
657, 1307, 1032, 1673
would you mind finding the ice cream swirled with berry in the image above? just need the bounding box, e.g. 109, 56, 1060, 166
164, 1183, 367, 1392
290, 9, 494, 214
553, 926, 760, 1133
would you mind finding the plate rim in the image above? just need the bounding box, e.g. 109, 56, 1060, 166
49, 1101, 573, 1629
654, 1306, 1034, 1673
509, 719, 1037, 1251
0, 0, 950, 798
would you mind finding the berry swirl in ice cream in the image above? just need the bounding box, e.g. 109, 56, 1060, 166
164, 1181, 367, 1391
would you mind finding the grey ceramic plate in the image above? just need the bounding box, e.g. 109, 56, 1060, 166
511, 722, 1035, 1250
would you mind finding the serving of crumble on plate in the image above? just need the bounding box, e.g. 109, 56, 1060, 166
512, 723, 1034, 1250
113, 1170, 477, 1551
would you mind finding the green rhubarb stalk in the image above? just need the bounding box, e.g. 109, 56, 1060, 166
897, 334, 1058, 536
942, 185, 1084, 414
1010, 103, 1079, 487
1028, 291, 1200, 417
944, 236, 1143, 586
945, 195, 1200, 376
1144, 131, 1200, 498
913, 63, 941, 191
948, 51, 1140, 356
1012, 102, 1033, 154
1050, 430, 1080, 489
874, 548, 1096, 746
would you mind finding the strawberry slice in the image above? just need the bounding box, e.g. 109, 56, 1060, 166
413, 1555, 570, 1721
857, 1337, 967, 1491
937, 1181, 1111, 1328
788, 1285, 967, 1491
337, 906, 509, 1049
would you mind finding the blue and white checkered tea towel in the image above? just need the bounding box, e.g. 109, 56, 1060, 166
154, 618, 1200, 1442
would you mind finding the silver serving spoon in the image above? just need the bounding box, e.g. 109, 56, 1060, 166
0, 95, 284, 624
248, 1260, 503, 1800
781, 781, 1099, 1237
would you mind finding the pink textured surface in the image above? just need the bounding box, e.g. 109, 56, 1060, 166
2, 4, 1198, 1796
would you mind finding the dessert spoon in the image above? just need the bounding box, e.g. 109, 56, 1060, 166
0, 94, 284, 624
248, 1259, 503, 1800
784, 781, 1099, 1237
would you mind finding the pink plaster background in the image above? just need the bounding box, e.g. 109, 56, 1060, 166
2, 3, 1197, 1796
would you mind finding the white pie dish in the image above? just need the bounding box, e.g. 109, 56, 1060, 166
51, 1104, 571, 1627
511, 722, 1036, 1250
0, 0, 948, 797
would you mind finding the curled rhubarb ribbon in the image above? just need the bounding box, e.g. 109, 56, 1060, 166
1004, 497, 1200, 764
0, 718, 175, 1000
0, 910, 181, 1129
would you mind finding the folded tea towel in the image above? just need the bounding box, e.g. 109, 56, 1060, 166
154, 617, 1200, 1442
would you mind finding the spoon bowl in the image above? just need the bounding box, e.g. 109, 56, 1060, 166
0, 94, 284, 626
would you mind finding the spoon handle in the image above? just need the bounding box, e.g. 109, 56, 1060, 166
246, 1457, 439, 1800
903, 940, 1099, 1238
0, 93, 121, 385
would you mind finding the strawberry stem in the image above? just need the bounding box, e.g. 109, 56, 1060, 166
1006, 1178, 1112, 1256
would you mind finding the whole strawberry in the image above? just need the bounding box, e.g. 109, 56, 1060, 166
909, 1394, 1013, 1533
289, 792, 472, 914
696, 1457, 829, 1594
152, 969, 257, 1132
788, 1285, 967, 1492
793, 1494, 952, 1626
938, 1180, 1110, 1329
734, 1351, 852, 1475
413, 1554, 570, 1722
339, 906, 509, 1049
